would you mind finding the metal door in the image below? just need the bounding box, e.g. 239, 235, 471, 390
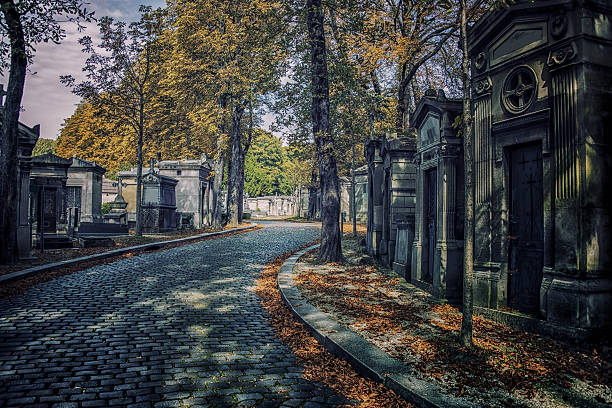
423, 168, 437, 283
508, 142, 543, 314
41, 188, 57, 233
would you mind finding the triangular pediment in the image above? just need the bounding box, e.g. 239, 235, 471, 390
32, 153, 71, 166
490, 21, 547, 67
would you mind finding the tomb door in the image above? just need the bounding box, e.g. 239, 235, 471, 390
66, 186, 82, 211
508, 142, 543, 315
40, 187, 57, 233
423, 168, 437, 283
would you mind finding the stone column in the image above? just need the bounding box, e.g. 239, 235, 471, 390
411, 155, 424, 283
365, 137, 383, 257
541, 11, 612, 331
17, 156, 34, 258
436, 144, 462, 302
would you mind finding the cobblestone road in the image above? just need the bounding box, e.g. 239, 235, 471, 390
0, 222, 351, 408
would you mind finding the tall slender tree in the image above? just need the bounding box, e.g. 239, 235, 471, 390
306, 0, 342, 262
460, 0, 474, 347
61, 6, 165, 236
0, 0, 92, 263
166, 0, 286, 228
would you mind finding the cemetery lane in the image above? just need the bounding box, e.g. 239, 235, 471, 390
0, 221, 354, 408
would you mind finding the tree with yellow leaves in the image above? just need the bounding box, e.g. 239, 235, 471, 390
61, 6, 166, 236
166, 0, 287, 227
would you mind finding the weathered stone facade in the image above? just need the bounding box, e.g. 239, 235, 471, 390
246, 195, 296, 217
353, 165, 368, 222
411, 91, 464, 303
158, 158, 213, 228
29, 154, 72, 236
66, 156, 105, 223
468, 0, 612, 334
365, 133, 417, 267
16, 122, 40, 258
141, 168, 178, 233
119, 158, 214, 229
365, 137, 384, 257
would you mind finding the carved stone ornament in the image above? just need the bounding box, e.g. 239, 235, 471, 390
474, 52, 487, 70
547, 43, 576, 67
474, 77, 493, 96
423, 149, 439, 162
550, 14, 568, 39
501, 66, 536, 115
142, 174, 158, 183
440, 144, 461, 157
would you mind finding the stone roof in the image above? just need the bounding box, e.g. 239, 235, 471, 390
31, 153, 72, 167
70, 156, 106, 173
158, 158, 213, 171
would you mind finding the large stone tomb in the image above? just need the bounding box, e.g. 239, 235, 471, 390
66, 156, 105, 223
365, 133, 417, 269
157, 157, 213, 228
141, 167, 178, 233
29, 154, 72, 248
468, 0, 611, 336
411, 90, 464, 303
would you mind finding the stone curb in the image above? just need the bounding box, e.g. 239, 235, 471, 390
0, 223, 259, 284
277, 244, 475, 408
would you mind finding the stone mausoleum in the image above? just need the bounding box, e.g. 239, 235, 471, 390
157, 157, 213, 228
468, 0, 611, 335
29, 154, 72, 236
411, 91, 464, 303
66, 156, 105, 223
141, 166, 178, 233
365, 133, 417, 268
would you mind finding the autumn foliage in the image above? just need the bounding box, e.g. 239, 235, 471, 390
255, 247, 412, 407
294, 239, 611, 406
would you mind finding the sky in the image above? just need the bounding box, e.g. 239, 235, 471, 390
15, 0, 166, 140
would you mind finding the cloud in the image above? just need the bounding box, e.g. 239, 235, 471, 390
15, 0, 165, 139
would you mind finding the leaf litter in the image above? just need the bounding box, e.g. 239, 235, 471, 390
254, 242, 412, 408
292, 236, 611, 408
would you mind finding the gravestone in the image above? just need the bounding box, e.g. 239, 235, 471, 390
381, 132, 417, 268
101, 177, 129, 232
468, 0, 612, 335
365, 132, 417, 267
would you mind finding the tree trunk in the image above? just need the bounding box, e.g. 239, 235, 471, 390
396, 77, 406, 133
307, 168, 317, 220
306, 0, 342, 263
0, 0, 27, 264
351, 142, 357, 236
460, 0, 474, 348
211, 98, 227, 230
227, 104, 244, 228
238, 163, 244, 223
211, 152, 224, 229
135, 93, 144, 236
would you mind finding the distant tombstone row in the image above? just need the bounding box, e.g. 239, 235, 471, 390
246, 195, 296, 217
364, 0, 612, 339
294, 174, 368, 221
